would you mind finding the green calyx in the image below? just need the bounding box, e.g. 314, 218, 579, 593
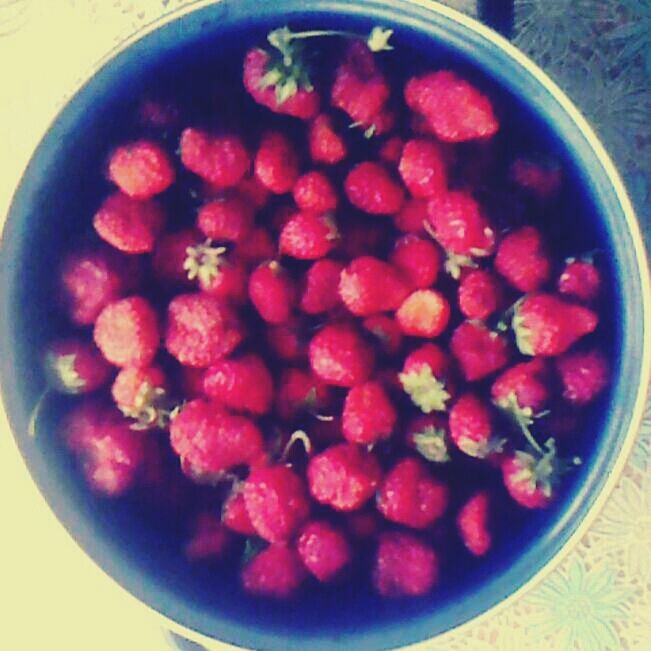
47, 352, 85, 394
184, 239, 227, 287
412, 425, 450, 463
120, 382, 176, 431
399, 366, 451, 414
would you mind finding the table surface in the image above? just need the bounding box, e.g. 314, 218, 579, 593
1, 1, 650, 650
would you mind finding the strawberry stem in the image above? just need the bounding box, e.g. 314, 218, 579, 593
27, 387, 53, 438
280, 429, 313, 462
268, 26, 393, 54
519, 420, 544, 455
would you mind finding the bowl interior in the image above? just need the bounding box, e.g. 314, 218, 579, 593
0, 1, 645, 649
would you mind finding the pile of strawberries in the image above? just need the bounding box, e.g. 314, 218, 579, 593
41, 26, 610, 600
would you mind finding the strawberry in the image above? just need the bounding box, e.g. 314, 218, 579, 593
108, 139, 175, 199
185, 512, 231, 561
243, 465, 310, 543
170, 399, 264, 478
293, 171, 339, 213
393, 198, 428, 234
165, 293, 244, 367
510, 157, 562, 199
44, 338, 112, 394
338, 256, 410, 316
372, 532, 438, 597
63, 399, 145, 496
254, 131, 300, 194
279, 211, 339, 260
203, 353, 273, 415
491, 359, 550, 421
376, 457, 448, 528
512, 293, 598, 356
456, 491, 491, 556
180, 128, 250, 189
405, 414, 450, 463
308, 113, 347, 164
389, 234, 441, 289
93, 192, 165, 254
345, 162, 405, 216
267, 319, 306, 362
405, 70, 498, 142
222, 486, 257, 536
426, 191, 495, 258
196, 194, 255, 243
275, 368, 331, 421
362, 315, 403, 355
187, 246, 248, 303
379, 136, 405, 165
396, 289, 451, 338
399, 343, 453, 414
307, 442, 382, 511
300, 259, 344, 314
241, 544, 307, 598
236, 227, 276, 264
494, 226, 551, 293
450, 321, 510, 381
151, 229, 200, 287
248, 261, 296, 324
111, 365, 170, 429
449, 394, 501, 459
309, 323, 374, 387
458, 269, 503, 320
398, 138, 447, 198
342, 381, 397, 444
297, 520, 352, 582
243, 46, 320, 120
555, 349, 609, 405
558, 258, 601, 302
94, 296, 159, 368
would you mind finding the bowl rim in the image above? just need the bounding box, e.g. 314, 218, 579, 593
1, 0, 650, 649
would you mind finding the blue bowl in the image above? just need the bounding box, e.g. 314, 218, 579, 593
1, 1, 649, 649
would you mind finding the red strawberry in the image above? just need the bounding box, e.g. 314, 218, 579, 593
241, 544, 307, 598
196, 194, 255, 243
297, 520, 352, 582
396, 290, 451, 338
399, 343, 453, 414
372, 532, 438, 597
222, 486, 257, 536
405, 70, 499, 142
170, 399, 264, 478
376, 457, 448, 529
426, 191, 495, 258
450, 321, 510, 381
405, 414, 450, 463
342, 381, 397, 444
394, 198, 428, 234
243, 465, 310, 543
502, 444, 559, 509
458, 269, 503, 320
108, 140, 175, 199
236, 227, 276, 264
307, 442, 382, 511
389, 234, 441, 289
491, 359, 550, 420
188, 247, 248, 303
379, 136, 405, 165
267, 319, 306, 362
63, 399, 145, 496
494, 226, 551, 293
555, 349, 609, 405
338, 256, 410, 316
44, 338, 112, 394
165, 293, 244, 367
309, 323, 374, 387
111, 365, 169, 428
345, 162, 405, 216
180, 128, 250, 188
510, 157, 562, 198
93, 192, 165, 254
275, 368, 331, 421
293, 171, 339, 213
512, 293, 598, 356
254, 131, 300, 194
151, 229, 200, 287
398, 139, 447, 198
456, 491, 491, 556
243, 47, 320, 120
449, 394, 501, 459
203, 353, 273, 415
308, 114, 347, 165
279, 211, 339, 260
248, 261, 296, 324
185, 512, 231, 561
558, 258, 601, 302
300, 259, 344, 314
362, 315, 403, 355
94, 296, 159, 368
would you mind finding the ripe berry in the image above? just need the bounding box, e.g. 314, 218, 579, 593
450, 321, 510, 381
456, 491, 492, 556
44, 338, 112, 395
344, 162, 405, 216
398, 138, 447, 198
501, 449, 557, 509
555, 349, 609, 405
151, 229, 200, 287
197, 194, 255, 243
376, 457, 448, 528
293, 171, 339, 213
307, 443, 382, 511
297, 520, 352, 582
399, 343, 453, 414
275, 367, 331, 421
396, 289, 451, 338
342, 381, 397, 444
491, 359, 550, 417
300, 259, 344, 314
222, 486, 257, 536
111, 365, 169, 428
449, 394, 499, 459
241, 544, 307, 598
185, 512, 231, 561
254, 131, 300, 194
279, 211, 339, 260
494, 226, 551, 293
458, 269, 503, 320
389, 234, 441, 289
248, 261, 296, 324
558, 259, 601, 302
191, 250, 248, 304
362, 315, 403, 356
309, 323, 374, 387
394, 198, 428, 234
308, 113, 347, 165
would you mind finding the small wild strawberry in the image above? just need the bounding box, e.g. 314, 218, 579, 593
399, 343, 453, 414
241, 544, 307, 598
248, 260, 296, 324
342, 381, 397, 444
555, 349, 609, 405
389, 234, 441, 289
494, 226, 551, 293
344, 162, 405, 216
300, 259, 344, 314
491, 359, 550, 423
308, 113, 347, 164
279, 211, 339, 260
297, 520, 352, 582
405, 414, 450, 463
450, 321, 510, 381
111, 365, 170, 429
558, 258, 601, 302
398, 138, 447, 198
222, 486, 257, 536
293, 171, 339, 213
396, 289, 451, 338
449, 394, 501, 459
456, 491, 492, 556
197, 193, 255, 243
458, 269, 503, 321
394, 198, 428, 234
254, 130, 300, 194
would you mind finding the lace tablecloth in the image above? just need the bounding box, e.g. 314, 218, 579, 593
1, 2, 649, 650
